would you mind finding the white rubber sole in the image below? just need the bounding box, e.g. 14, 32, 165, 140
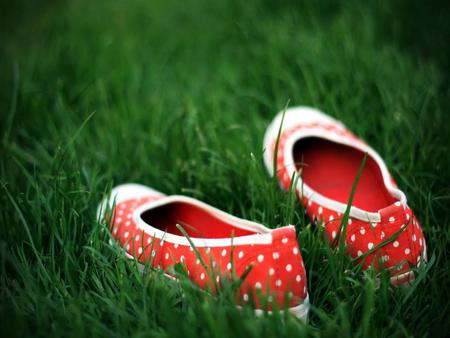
390, 270, 415, 287
252, 293, 310, 321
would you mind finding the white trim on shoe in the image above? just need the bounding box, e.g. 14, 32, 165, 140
263, 106, 407, 223
99, 185, 281, 247
134, 195, 277, 247
97, 183, 165, 220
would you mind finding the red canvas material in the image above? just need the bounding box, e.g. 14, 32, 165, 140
264, 107, 427, 284
99, 185, 308, 313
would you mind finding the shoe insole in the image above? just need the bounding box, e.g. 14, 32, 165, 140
293, 137, 395, 212
141, 202, 255, 238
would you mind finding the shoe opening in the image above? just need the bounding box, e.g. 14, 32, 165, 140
140, 201, 256, 239
293, 137, 396, 212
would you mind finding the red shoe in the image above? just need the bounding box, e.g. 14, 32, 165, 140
97, 184, 309, 319
263, 107, 427, 285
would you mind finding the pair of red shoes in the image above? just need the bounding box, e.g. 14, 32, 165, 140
97, 107, 427, 321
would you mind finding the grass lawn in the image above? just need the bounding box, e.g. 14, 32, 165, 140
1, 0, 449, 336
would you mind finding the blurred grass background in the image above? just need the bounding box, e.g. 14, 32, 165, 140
1, 0, 449, 337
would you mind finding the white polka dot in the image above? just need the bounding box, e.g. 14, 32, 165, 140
406, 213, 410, 221
296, 275, 301, 282
165, 253, 169, 259
135, 235, 140, 242
216, 276, 220, 283
360, 228, 366, 235
329, 215, 334, 221
286, 264, 292, 272
200, 273, 205, 280
138, 247, 143, 255
293, 247, 298, 255
273, 252, 279, 259
269, 268, 275, 276
125, 221, 130, 227
189, 246, 193, 251
318, 206, 323, 215
389, 216, 395, 224
221, 249, 227, 257
357, 250, 363, 257
196, 259, 200, 265
257, 254, 264, 262
147, 238, 151, 244
412, 234, 417, 241
180, 255, 185, 262
382, 255, 389, 262
275, 279, 282, 287
351, 234, 356, 242
243, 293, 249, 302
174, 244, 178, 249
393, 241, 399, 247
212, 261, 216, 268
227, 262, 232, 270
381, 231, 385, 239
124, 231, 129, 238
282, 237, 288, 244
368, 242, 373, 249
348, 218, 352, 225
238, 251, 244, 259
255, 282, 261, 289
116, 217, 122, 223
127, 214, 132, 219
405, 248, 411, 255
395, 201, 401, 207
308, 200, 312, 206
332, 230, 337, 239
126, 244, 130, 251
419, 239, 422, 246
151, 251, 156, 257
118, 210, 124, 215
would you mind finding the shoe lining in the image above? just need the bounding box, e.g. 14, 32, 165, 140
293, 137, 396, 212
140, 202, 256, 239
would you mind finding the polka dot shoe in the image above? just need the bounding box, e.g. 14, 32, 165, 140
97, 183, 309, 319
263, 106, 427, 285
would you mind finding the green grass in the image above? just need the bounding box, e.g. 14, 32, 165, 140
1, 0, 449, 336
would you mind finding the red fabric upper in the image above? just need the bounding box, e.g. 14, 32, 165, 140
271, 121, 426, 280
108, 194, 308, 309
